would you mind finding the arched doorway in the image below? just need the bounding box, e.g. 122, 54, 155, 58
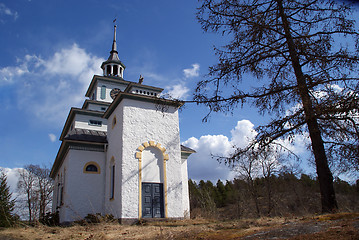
136, 141, 169, 218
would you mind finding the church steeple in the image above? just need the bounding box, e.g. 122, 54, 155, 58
109, 25, 119, 61
101, 24, 126, 78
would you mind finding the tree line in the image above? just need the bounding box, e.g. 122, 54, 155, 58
189, 174, 359, 219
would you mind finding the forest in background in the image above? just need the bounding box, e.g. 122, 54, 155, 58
189, 174, 359, 220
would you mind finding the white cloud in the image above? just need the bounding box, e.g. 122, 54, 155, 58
48, 133, 56, 142
230, 120, 257, 148
0, 167, 21, 194
165, 83, 190, 99
0, 44, 104, 126
183, 119, 257, 182
45, 45, 92, 76
162, 63, 201, 100
0, 56, 35, 85
183, 63, 200, 78
0, 3, 18, 20
183, 135, 234, 182
183, 119, 311, 182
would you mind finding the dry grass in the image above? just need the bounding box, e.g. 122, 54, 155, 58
0, 213, 358, 240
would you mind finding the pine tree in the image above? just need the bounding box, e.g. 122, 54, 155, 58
0, 171, 16, 227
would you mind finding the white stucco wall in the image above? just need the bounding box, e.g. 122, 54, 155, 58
181, 157, 190, 218
61, 149, 106, 222
105, 102, 124, 218
107, 97, 185, 219
52, 157, 68, 222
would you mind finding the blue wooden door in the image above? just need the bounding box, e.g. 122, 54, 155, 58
142, 183, 164, 218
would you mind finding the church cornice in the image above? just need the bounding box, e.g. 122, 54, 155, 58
85, 75, 132, 98
124, 82, 164, 93
100, 59, 126, 70
103, 92, 184, 119
85, 75, 164, 99
82, 99, 111, 109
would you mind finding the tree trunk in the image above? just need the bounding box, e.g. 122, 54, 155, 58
249, 178, 260, 217
276, 0, 338, 213
265, 177, 273, 216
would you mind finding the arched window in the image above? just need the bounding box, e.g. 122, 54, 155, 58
110, 157, 115, 200
86, 164, 98, 172
112, 115, 117, 129
113, 65, 118, 76
83, 162, 101, 174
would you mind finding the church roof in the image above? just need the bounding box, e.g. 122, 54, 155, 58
64, 127, 195, 153
181, 145, 196, 153
64, 128, 107, 143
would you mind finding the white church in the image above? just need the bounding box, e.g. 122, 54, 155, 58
50, 25, 195, 223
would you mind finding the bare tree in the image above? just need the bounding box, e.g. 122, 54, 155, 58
259, 148, 280, 215
17, 165, 53, 222
195, 0, 359, 213
28, 165, 53, 220
17, 168, 37, 222
231, 150, 261, 217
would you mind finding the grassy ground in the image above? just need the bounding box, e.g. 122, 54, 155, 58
0, 212, 358, 239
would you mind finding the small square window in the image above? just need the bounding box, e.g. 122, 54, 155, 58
89, 120, 102, 126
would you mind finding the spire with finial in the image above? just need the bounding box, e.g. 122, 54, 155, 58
101, 22, 126, 77
108, 24, 119, 62
111, 25, 118, 55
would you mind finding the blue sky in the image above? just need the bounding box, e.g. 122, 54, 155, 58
0, 0, 356, 191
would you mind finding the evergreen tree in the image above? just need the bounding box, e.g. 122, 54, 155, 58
0, 171, 16, 227
215, 179, 226, 207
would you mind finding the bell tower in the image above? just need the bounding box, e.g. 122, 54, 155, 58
101, 25, 126, 78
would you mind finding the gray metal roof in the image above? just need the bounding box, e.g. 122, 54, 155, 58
64, 128, 107, 143
64, 128, 195, 153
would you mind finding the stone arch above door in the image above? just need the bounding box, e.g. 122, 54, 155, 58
135, 141, 169, 161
